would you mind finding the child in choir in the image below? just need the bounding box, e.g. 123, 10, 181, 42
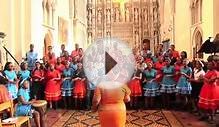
61, 61, 75, 109
174, 58, 182, 83
175, 59, 192, 109
128, 62, 142, 109
45, 64, 61, 109
86, 81, 96, 110
55, 57, 65, 73
189, 60, 205, 113
4, 62, 19, 101
73, 63, 86, 109
70, 57, 78, 72
198, 61, 218, 123
16, 80, 41, 127
143, 62, 160, 109
31, 61, 45, 99
18, 62, 31, 81
160, 58, 176, 109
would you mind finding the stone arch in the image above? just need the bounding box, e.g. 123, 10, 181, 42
44, 30, 53, 56
192, 27, 203, 58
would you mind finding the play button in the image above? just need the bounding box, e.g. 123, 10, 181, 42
105, 52, 117, 74
83, 38, 135, 89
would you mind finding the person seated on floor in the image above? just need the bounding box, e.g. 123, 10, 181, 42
16, 80, 42, 127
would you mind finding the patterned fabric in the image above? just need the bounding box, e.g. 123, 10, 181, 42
160, 66, 176, 93
73, 80, 86, 98
143, 69, 160, 97
61, 110, 183, 127
176, 67, 192, 94
62, 68, 75, 96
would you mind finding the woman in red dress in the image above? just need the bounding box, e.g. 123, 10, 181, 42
198, 61, 218, 122
0, 76, 10, 103
128, 62, 142, 109
72, 63, 86, 109
45, 64, 61, 109
55, 57, 65, 73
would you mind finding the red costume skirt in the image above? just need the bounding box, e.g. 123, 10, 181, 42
198, 84, 219, 110
128, 79, 142, 97
45, 80, 61, 101
73, 80, 86, 98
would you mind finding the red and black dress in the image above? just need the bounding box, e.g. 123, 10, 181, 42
31, 69, 45, 99
128, 69, 142, 97
73, 69, 86, 99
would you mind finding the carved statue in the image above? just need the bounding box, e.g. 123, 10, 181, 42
135, 31, 139, 44
106, 9, 111, 24
106, 31, 110, 37
88, 10, 92, 25
134, 8, 139, 23
88, 32, 92, 44
143, 8, 147, 21
125, 7, 130, 22
97, 9, 102, 24
115, 7, 120, 22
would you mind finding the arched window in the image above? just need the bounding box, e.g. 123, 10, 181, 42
191, 0, 202, 25
193, 30, 203, 58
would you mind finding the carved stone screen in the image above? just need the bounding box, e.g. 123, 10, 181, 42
87, 0, 160, 51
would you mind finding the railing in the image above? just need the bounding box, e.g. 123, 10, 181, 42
2, 46, 19, 65
0, 32, 20, 66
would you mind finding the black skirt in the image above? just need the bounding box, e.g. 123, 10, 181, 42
191, 81, 203, 98
31, 81, 45, 99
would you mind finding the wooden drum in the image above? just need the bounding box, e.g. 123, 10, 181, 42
32, 100, 47, 127
32, 100, 47, 114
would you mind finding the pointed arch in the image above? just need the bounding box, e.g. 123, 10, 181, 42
192, 27, 203, 58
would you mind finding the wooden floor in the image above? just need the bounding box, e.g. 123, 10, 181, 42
32, 109, 218, 127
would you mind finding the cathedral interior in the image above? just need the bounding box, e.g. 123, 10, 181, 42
0, 0, 219, 127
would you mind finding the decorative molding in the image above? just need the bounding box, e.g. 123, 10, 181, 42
87, 0, 160, 50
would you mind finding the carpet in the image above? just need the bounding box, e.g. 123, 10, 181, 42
51, 110, 183, 127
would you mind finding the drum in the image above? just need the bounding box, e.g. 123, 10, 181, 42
32, 100, 47, 127
32, 100, 47, 113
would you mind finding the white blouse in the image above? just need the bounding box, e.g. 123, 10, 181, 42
194, 68, 205, 80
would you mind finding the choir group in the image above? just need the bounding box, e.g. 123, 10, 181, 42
0, 41, 219, 126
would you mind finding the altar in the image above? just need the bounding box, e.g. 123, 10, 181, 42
87, 0, 160, 52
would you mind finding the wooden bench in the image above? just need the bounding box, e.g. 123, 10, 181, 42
0, 101, 31, 127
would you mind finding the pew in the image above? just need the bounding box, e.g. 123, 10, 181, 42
0, 101, 30, 127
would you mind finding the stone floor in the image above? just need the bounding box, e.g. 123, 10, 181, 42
34, 109, 217, 127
